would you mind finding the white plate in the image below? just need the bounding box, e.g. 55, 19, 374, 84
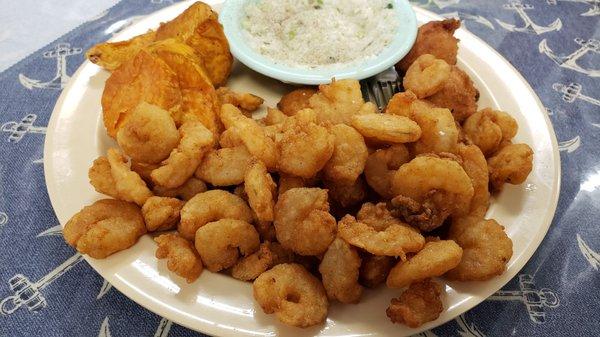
44, 1, 561, 336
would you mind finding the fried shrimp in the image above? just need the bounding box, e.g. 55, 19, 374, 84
64, 199, 146, 259
278, 87, 317, 116
386, 240, 463, 288
231, 242, 273, 281
385, 91, 434, 118
403, 54, 451, 98
253, 263, 328, 328
386, 279, 444, 328
457, 145, 490, 217
411, 107, 458, 155
463, 109, 518, 156
426, 66, 478, 122
244, 160, 277, 222
351, 113, 421, 144
324, 177, 367, 208
319, 238, 363, 303
277, 109, 334, 178
219, 104, 279, 169
338, 215, 425, 258
264, 107, 288, 126
107, 148, 153, 206
309, 79, 371, 125
195, 146, 253, 186
195, 219, 260, 272
178, 189, 253, 240
323, 124, 368, 184
390, 155, 474, 231
116, 102, 180, 164
151, 121, 214, 189
274, 188, 337, 256
141, 196, 184, 232
89, 156, 119, 199
356, 202, 405, 231
396, 19, 460, 72
154, 233, 203, 283
446, 218, 513, 281
487, 143, 533, 191
360, 255, 396, 288
216, 87, 264, 113
277, 174, 316, 197
364, 144, 411, 199
218, 127, 244, 148
153, 177, 207, 201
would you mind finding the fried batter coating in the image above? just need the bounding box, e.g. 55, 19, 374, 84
262, 107, 288, 126
86, 31, 157, 71
396, 19, 460, 72
278, 87, 317, 116
218, 127, 245, 148
364, 144, 411, 199
178, 189, 253, 240
319, 238, 363, 303
457, 145, 490, 217
360, 254, 396, 288
351, 113, 421, 144
446, 217, 513, 281
64, 199, 146, 259
194, 219, 260, 272
231, 241, 292, 281
325, 177, 367, 208
390, 155, 474, 231
386, 240, 462, 288
154, 233, 203, 283
102, 50, 182, 138
253, 263, 328, 328
463, 108, 518, 157
245, 160, 277, 222
142, 196, 184, 232
385, 90, 434, 118
153, 177, 207, 201
151, 121, 214, 189
155, 2, 232, 86
356, 202, 405, 231
277, 174, 316, 197
274, 188, 337, 256
323, 124, 368, 184
411, 107, 458, 155
426, 66, 478, 122
216, 87, 264, 114
195, 146, 253, 186
107, 148, 153, 206
89, 156, 119, 199
116, 102, 180, 164
386, 279, 444, 328
220, 104, 279, 169
277, 109, 334, 178
130, 160, 159, 185
309, 79, 372, 125
487, 143, 533, 192
403, 54, 451, 98
338, 215, 424, 258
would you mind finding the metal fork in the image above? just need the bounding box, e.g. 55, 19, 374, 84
360, 67, 403, 111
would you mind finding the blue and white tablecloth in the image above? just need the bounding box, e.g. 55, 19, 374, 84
0, 0, 598, 336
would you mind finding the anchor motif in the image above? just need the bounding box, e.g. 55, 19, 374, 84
592, 123, 600, 128
0, 253, 85, 315
577, 234, 600, 270
18, 43, 82, 90
151, 0, 174, 4
547, 0, 600, 17
409, 0, 461, 9
97, 279, 113, 300
98, 316, 112, 337
455, 314, 486, 337
539, 38, 600, 77
441, 12, 495, 30
552, 82, 600, 106
558, 136, 581, 153
496, 1, 562, 34
413, 331, 438, 337
0, 212, 7, 232
487, 274, 559, 324
154, 318, 173, 337
36, 224, 62, 238
1, 113, 47, 143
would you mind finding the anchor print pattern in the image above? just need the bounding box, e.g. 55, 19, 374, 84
455, 314, 486, 337
1, 113, 47, 143
441, 12, 495, 29
546, 0, 600, 16
577, 235, 600, 270
487, 274, 559, 324
558, 136, 581, 153
0, 212, 7, 232
496, 1, 562, 34
539, 38, 600, 77
409, 0, 461, 9
552, 82, 600, 106
18, 43, 82, 90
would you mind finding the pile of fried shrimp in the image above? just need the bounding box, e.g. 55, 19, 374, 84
64, 6, 534, 329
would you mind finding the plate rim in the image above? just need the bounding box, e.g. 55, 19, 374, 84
43, 2, 562, 336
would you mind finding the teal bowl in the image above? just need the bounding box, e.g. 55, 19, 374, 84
219, 0, 417, 85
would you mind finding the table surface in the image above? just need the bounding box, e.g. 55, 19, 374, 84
0, 0, 598, 336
